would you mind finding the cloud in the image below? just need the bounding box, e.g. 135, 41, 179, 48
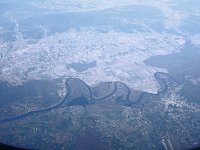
1, 29, 185, 93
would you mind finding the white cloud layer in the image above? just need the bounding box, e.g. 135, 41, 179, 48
0, 29, 185, 93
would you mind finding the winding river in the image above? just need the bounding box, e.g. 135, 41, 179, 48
0, 72, 178, 124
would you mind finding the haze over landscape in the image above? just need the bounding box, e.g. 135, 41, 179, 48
0, 0, 200, 149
